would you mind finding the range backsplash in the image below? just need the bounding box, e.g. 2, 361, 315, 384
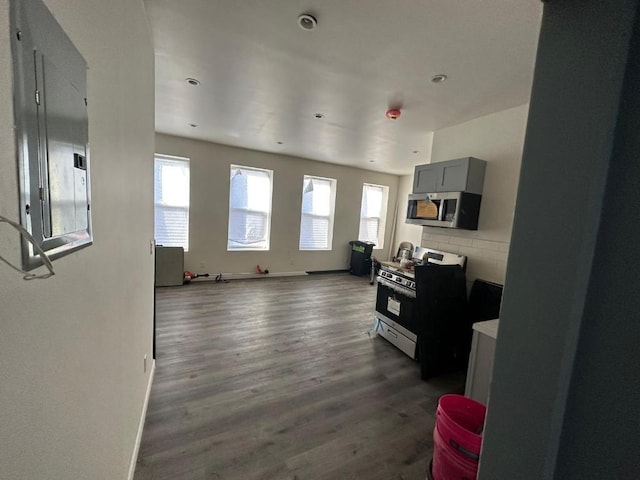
420, 231, 509, 285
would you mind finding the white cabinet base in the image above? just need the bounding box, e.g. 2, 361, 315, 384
465, 319, 499, 405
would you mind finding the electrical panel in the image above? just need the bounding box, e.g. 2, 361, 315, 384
11, 0, 92, 270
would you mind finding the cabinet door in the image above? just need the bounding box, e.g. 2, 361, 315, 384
438, 158, 470, 192
413, 164, 440, 193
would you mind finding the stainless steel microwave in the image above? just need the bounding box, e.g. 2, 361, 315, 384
406, 192, 482, 230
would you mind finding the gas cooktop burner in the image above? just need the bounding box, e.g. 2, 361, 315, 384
378, 267, 416, 290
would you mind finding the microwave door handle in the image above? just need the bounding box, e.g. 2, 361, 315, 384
438, 200, 444, 221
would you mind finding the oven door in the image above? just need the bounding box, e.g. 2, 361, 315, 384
375, 282, 418, 358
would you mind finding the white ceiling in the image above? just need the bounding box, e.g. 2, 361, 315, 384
144, 0, 542, 175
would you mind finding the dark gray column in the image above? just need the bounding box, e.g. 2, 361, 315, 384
479, 1, 640, 479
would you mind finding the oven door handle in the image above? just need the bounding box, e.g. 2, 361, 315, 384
376, 276, 416, 298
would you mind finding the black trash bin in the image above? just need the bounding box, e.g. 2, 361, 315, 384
348, 240, 375, 276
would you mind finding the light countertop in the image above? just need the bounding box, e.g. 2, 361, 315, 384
472, 319, 499, 339
379, 260, 416, 276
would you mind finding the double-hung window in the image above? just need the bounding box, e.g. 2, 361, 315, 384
228, 165, 273, 250
358, 183, 389, 249
154, 155, 190, 251
299, 176, 337, 250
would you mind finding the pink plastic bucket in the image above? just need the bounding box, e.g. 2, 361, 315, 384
432, 424, 478, 480
431, 394, 487, 480
436, 394, 486, 462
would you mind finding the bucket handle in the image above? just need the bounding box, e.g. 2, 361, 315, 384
449, 439, 480, 462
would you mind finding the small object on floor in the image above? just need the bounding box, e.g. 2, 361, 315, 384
366, 317, 383, 338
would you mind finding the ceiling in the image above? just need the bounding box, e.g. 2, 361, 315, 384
144, 0, 543, 175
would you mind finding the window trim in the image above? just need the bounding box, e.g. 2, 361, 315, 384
299, 175, 337, 251
358, 182, 389, 250
227, 164, 274, 251
154, 154, 190, 252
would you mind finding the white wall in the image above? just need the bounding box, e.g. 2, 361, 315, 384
391, 132, 432, 256
155, 133, 401, 275
391, 175, 424, 254
0, 1, 155, 479
420, 104, 529, 284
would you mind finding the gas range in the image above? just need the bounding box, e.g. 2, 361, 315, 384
376, 247, 467, 298
374, 247, 468, 362
377, 264, 416, 298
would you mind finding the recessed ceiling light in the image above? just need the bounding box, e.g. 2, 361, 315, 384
431, 74, 448, 84
186, 78, 200, 86
298, 14, 317, 31
314, 113, 324, 119
188, 123, 197, 128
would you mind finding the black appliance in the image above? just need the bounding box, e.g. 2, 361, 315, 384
374, 248, 468, 379
348, 240, 375, 276
467, 279, 504, 323
457, 279, 504, 371
415, 264, 468, 379
406, 192, 482, 230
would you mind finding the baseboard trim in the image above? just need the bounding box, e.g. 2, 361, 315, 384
193, 271, 309, 281
128, 359, 155, 480
306, 269, 350, 274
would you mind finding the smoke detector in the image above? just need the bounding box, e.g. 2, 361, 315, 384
298, 14, 317, 31
386, 108, 402, 120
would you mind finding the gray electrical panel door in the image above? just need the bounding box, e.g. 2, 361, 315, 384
11, 0, 91, 269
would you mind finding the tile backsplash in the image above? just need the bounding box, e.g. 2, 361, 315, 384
421, 231, 509, 285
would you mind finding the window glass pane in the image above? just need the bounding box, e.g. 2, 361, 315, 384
299, 175, 336, 250
358, 183, 389, 249
362, 186, 382, 217
228, 165, 273, 250
359, 218, 380, 244
300, 216, 330, 249
154, 155, 190, 250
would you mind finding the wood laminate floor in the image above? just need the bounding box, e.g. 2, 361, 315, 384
134, 273, 464, 480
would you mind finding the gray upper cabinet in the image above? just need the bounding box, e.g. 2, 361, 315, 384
413, 164, 440, 193
413, 157, 486, 194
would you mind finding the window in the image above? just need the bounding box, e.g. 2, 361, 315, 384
154, 155, 190, 251
299, 176, 337, 250
228, 165, 273, 250
358, 183, 389, 249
